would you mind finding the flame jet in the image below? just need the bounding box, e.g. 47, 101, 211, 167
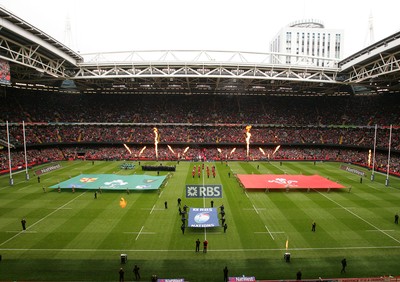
153, 127, 159, 159
245, 125, 252, 158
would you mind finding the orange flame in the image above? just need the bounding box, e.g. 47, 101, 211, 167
368, 149, 372, 167
123, 144, 132, 154
167, 145, 175, 154
272, 145, 281, 155
138, 146, 147, 156
217, 148, 222, 153
153, 128, 159, 159
285, 238, 289, 250
245, 125, 252, 157
119, 197, 127, 208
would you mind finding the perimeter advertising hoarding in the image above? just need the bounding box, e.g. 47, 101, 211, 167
340, 165, 366, 177
35, 163, 62, 175
229, 277, 256, 282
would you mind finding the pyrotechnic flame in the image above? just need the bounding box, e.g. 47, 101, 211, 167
245, 125, 252, 157
259, 147, 265, 155
167, 145, 175, 154
272, 145, 281, 155
119, 197, 127, 208
153, 127, 159, 159
138, 146, 147, 156
217, 148, 222, 153
368, 149, 372, 167
230, 147, 236, 156
285, 238, 289, 251
183, 146, 189, 154
123, 144, 132, 154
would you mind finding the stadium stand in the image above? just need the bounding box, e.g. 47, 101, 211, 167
0, 91, 398, 176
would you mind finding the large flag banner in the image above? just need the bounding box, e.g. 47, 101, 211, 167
50, 174, 166, 190
186, 184, 222, 198
188, 208, 220, 228
237, 174, 345, 189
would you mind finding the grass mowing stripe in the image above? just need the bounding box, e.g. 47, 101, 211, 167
316, 190, 400, 244
0, 191, 87, 247
1, 160, 400, 281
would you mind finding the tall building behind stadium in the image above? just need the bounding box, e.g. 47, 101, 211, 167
269, 19, 343, 67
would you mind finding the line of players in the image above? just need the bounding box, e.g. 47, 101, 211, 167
192, 164, 216, 178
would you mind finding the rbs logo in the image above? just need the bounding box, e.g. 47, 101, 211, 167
186, 185, 222, 198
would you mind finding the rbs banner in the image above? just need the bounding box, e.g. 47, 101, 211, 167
185, 184, 222, 198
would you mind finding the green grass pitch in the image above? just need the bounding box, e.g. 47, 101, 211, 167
0, 160, 399, 281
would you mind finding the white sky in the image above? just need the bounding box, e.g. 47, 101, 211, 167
1, 0, 399, 58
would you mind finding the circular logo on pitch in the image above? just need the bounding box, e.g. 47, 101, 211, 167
194, 212, 210, 224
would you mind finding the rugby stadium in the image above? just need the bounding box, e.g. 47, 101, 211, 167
0, 5, 400, 282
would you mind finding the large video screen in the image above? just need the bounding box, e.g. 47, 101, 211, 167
0, 59, 11, 85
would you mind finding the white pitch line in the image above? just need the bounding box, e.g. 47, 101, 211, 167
18, 185, 34, 191
141, 208, 164, 211
316, 190, 400, 244
3, 245, 400, 253
264, 225, 275, 240
158, 190, 164, 198
366, 230, 395, 232
243, 208, 266, 211
0, 191, 86, 247
124, 232, 155, 235
135, 226, 144, 241
244, 191, 249, 198
6, 231, 37, 233
252, 204, 259, 214
254, 231, 285, 234
150, 205, 156, 214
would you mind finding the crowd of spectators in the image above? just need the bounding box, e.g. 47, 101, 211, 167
1, 91, 399, 125
0, 90, 399, 175
2, 125, 399, 151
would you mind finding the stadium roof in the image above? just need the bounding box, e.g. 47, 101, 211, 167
1, 6, 399, 96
